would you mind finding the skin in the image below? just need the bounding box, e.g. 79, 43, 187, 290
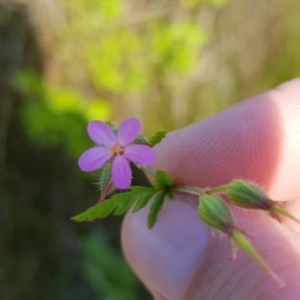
122, 78, 300, 300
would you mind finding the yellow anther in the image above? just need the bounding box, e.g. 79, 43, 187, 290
111, 144, 124, 155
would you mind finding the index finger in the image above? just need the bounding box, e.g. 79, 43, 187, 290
122, 79, 300, 300
152, 78, 300, 200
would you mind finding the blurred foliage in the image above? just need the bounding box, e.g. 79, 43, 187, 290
15, 71, 110, 157
1, 0, 300, 299
40, 0, 215, 131
81, 236, 140, 300
64, 0, 207, 93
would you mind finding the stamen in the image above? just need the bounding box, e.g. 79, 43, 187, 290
111, 144, 124, 155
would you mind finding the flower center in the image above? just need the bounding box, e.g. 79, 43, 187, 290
111, 144, 125, 156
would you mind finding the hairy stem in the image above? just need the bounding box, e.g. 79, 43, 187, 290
139, 165, 156, 177
206, 185, 227, 195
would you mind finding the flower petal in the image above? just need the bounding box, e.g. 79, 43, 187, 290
124, 144, 156, 164
117, 118, 141, 146
78, 147, 112, 171
87, 121, 117, 147
112, 156, 132, 189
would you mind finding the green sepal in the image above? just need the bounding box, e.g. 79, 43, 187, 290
149, 130, 167, 146
134, 133, 149, 144
226, 180, 271, 210
98, 163, 116, 199
199, 195, 234, 233
98, 163, 111, 189
227, 180, 300, 225
199, 195, 284, 285
148, 192, 165, 228
72, 186, 155, 222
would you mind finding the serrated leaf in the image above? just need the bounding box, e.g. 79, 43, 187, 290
113, 195, 136, 215
72, 186, 155, 222
147, 192, 165, 228
72, 203, 113, 222
149, 130, 167, 146
154, 170, 174, 191
72, 195, 135, 222
113, 188, 154, 215
133, 190, 156, 212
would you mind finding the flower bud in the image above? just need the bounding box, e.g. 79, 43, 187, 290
227, 180, 300, 226
199, 195, 234, 234
199, 194, 284, 286
226, 179, 272, 210
98, 163, 115, 201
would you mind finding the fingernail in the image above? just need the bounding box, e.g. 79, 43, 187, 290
122, 198, 210, 299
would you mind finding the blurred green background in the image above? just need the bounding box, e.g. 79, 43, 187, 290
0, 0, 299, 299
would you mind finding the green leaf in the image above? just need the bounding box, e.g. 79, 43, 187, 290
154, 170, 174, 191
72, 186, 155, 222
148, 192, 165, 228
71, 196, 133, 222
199, 195, 233, 233
149, 130, 167, 146
112, 195, 136, 215
133, 188, 156, 212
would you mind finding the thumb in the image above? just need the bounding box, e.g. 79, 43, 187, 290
122, 197, 210, 300
122, 195, 300, 300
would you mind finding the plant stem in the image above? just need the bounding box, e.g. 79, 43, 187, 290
176, 184, 228, 197
206, 185, 227, 195
140, 165, 156, 177
176, 186, 203, 196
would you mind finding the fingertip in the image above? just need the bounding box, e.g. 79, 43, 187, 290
153, 78, 300, 200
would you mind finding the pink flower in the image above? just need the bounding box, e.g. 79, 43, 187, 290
78, 118, 156, 189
